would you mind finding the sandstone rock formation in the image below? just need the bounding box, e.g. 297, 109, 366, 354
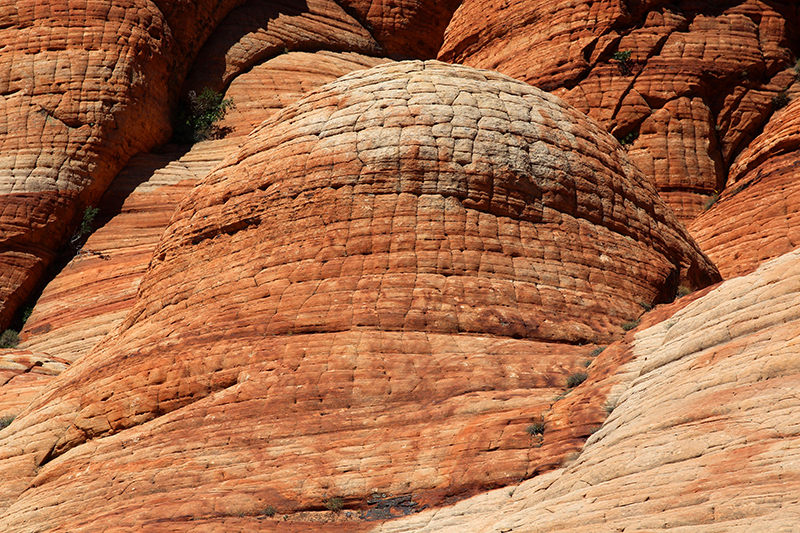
337, 0, 462, 59
440, 0, 799, 221
220, 51, 392, 138
181, 0, 382, 96
0, 61, 719, 532
374, 247, 800, 532
0, 0, 250, 330
689, 89, 800, 279
17, 140, 238, 362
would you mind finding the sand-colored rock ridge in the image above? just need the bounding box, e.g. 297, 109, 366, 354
0, 61, 718, 531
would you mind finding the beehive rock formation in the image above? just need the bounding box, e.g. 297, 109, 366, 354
689, 90, 800, 279
0, 61, 719, 532
439, 0, 799, 221
374, 248, 800, 533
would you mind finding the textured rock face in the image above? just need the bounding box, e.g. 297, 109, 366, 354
440, 0, 799, 221
689, 92, 800, 279
0, 61, 718, 531
181, 0, 381, 96
220, 51, 393, 138
337, 0, 463, 59
374, 248, 800, 533
0, 0, 248, 330
18, 140, 238, 362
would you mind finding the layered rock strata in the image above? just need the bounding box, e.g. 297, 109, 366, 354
0, 0, 248, 329
440, 0, 799, 221
374, 248, 800, 532
690, 91, 800, 279
0, 61, 719, 531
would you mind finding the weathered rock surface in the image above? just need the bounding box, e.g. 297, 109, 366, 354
373, 247, 800, 532
0, 61, 718, 531
689, 89, 800, 279
0, 350, 68, 421
18, 140, 238, 362
181, 0, 381, 96
0, 0, 249, 330
440, 0, 799, 221
337, 0, 462, 59
220, 51, 392, 138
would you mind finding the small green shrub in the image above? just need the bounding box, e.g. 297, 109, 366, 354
604, 400, 617, 414
703, 191, 719, 210
677, 285, 692, 298
526, 420, 545, 436
21, 307, 33, 325
71, 206, 99, 249
590, 346, 606, 357
618, 131, 639, 146
0, 329, 19, 348
261, 505, 277, 517
621, 320, 640, 331
772, 91, 790, 110
325, 497, 344, 512
612, 50, 632, 63
566, 372, 588, 388
0, 415, 14, 429
612, 50, 633, 74
638, 301, 653, 311
174, 88, 235, 143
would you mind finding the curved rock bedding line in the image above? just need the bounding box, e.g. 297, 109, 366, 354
371, 248, 800, 533
0, 61, 717, 530
439, 0, 798, 221
690, 93, 800, 279
0, 0, 249, 330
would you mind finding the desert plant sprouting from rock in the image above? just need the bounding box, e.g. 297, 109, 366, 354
174, 88, 235, 143
612, 49, 633, 75
566, 372, 588, 388
325, 496, 344, 512
0, 329, 19, 348
0, 415, 14, 430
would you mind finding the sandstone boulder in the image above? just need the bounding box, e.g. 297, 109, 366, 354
440, 0, 798, 221
0, 61, 718, 531
337, 0, 462, 59
181, 0, 381, 96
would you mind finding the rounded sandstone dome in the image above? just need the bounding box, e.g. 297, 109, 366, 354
150, 60, 717, 344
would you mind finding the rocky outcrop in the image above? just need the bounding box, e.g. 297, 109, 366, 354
0, 61, 718, 531
0, 350, 68, 421
18, 50, 391, 365
220, 51, 392, 138
0, 0, 249, 330
181, 0, 382, 96
689, 89, 800, 279
439, 0, 799, 221
337, 0, 462, 59
373, 247, 800, 532
17, 140, 238, 362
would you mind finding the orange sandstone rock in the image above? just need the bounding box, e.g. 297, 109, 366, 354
220, 51, 393, 138
373, 248, 800, 533
0, 61, 718, 531
440, 0, 798, 221
0, 0, 247, 329
182, 0, 381, 96
337, 0, 462, 59
689, 91, 800, 279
